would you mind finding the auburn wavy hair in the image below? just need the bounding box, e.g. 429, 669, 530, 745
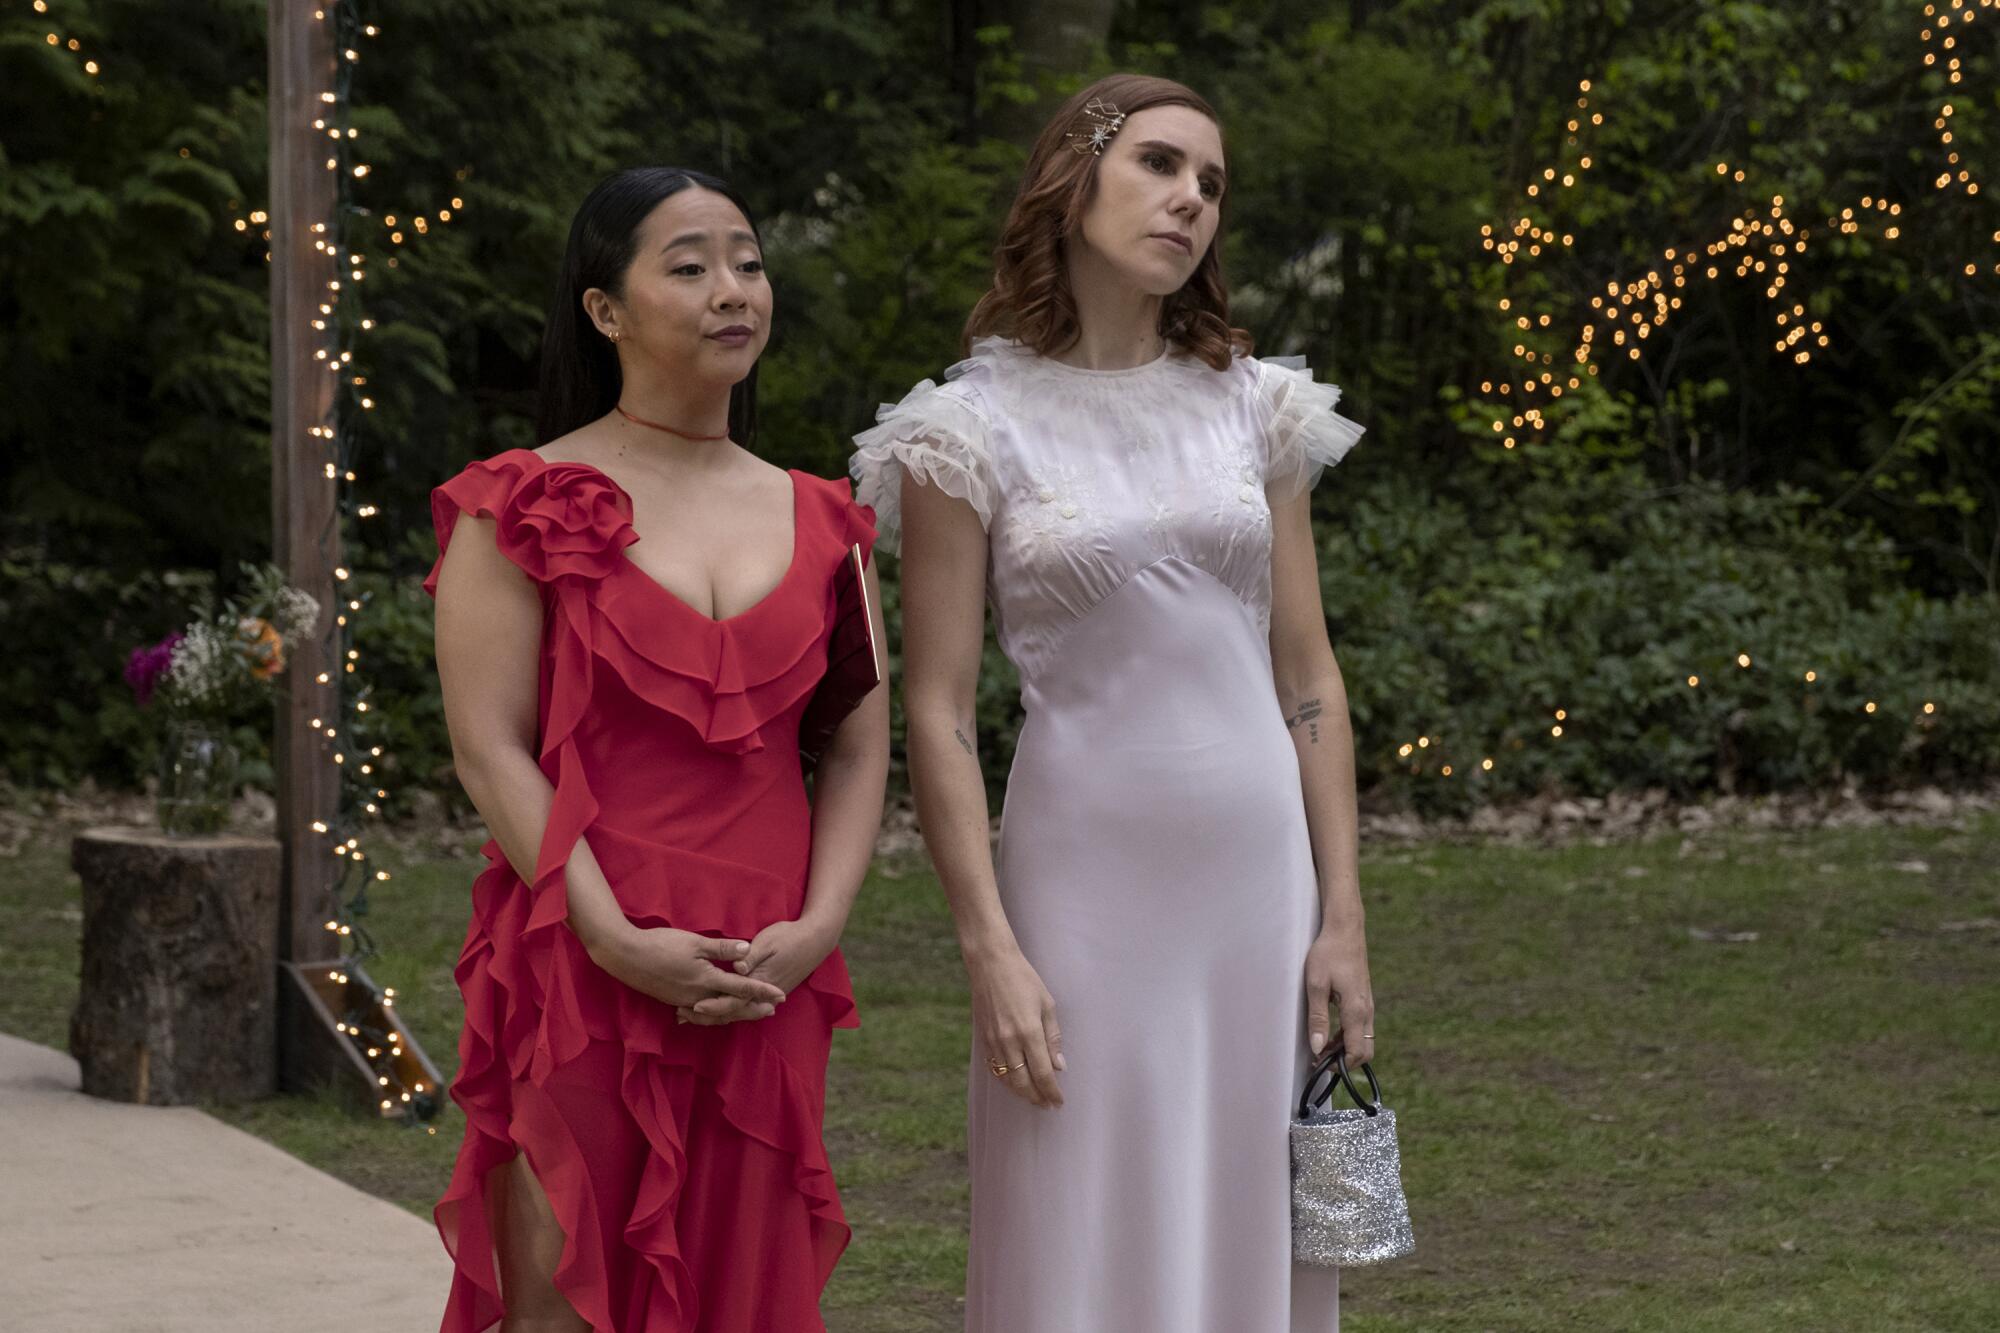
965, 73, 1251, 371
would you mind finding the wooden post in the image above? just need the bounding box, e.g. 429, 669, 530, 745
269, 0, 343, 1081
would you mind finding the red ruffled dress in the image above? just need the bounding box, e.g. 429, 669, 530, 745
423, 450, 876, 1332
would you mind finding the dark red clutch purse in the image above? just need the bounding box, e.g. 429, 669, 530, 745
798, 542, 881, 775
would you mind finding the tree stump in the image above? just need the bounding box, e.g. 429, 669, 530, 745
69, 826, 281, 1104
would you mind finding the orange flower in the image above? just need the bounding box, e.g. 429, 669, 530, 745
239, 617, 286, 680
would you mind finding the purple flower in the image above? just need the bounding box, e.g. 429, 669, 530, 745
124, 632, 184, 706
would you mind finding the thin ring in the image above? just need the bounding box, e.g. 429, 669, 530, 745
1362, 1033, 1375, 1039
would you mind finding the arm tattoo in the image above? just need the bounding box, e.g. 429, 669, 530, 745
953, 727, 976, 758
1284, 697, 1323, 744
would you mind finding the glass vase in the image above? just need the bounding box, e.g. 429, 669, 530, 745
156, 722, 239, 837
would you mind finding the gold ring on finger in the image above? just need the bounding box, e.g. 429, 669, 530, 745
987, 1058, 1010, 1078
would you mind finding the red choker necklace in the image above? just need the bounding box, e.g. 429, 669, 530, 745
615, 404, 731, 442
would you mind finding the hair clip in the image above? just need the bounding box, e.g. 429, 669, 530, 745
1065, 97, 1127, 156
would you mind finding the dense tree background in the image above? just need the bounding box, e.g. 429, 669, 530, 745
4, 0, 1996, 804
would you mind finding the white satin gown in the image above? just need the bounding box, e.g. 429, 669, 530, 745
852, 336, 1364, 1332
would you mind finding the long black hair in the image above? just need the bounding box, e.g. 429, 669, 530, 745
535, 166, 762, 446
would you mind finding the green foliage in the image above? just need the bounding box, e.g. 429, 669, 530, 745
1318, 437, 2000, 811
3, 0, 1997, 801
757, 138, 1022, 481
348, 535, 459, 814
1836, 331, 2000, 592
0, 553, 186, 787
1, 3, 271, 573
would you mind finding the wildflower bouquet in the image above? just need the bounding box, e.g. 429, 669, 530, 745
125, 565, 321, 833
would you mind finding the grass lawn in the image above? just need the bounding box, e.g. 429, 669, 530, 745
3, 814, 1997, 1331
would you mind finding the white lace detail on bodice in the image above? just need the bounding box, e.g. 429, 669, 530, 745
851, 337, 1364, 688
1003, 453, 1103, 576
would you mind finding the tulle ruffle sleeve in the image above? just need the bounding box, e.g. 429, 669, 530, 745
1255, 357, 1365, 501
423, 449, 638, 595
849, 379, 996, 556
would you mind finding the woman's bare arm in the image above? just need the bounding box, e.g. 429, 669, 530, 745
1267, 488, 1375, 1067
901, 473, 1063, 1108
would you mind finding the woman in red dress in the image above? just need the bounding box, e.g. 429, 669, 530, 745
426, 166, 889, 1332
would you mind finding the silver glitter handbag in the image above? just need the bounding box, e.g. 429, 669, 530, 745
1291, 1050, 1416, 1267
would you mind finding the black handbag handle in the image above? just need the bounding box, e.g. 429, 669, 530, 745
1298, 1048, 1383, 1120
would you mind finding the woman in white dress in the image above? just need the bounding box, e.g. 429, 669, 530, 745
852, 73, 1377, 1331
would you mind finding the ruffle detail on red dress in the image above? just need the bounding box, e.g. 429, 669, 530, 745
585, 584, 836, 756
430, 455, 877, 760
433, 830, 854, 1332
837, 488, 880, 561
424, 451, 861, 1333
423, 450, 639, 596
583, 476, 879, 752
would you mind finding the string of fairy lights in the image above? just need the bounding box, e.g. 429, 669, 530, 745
32, 0, 440, 1114
1423, 6, 1977, 784
1390, 683, 1948, 784
26, 1, 434, 1112
272, 0, 461, 1123
31, 0, 101, 77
